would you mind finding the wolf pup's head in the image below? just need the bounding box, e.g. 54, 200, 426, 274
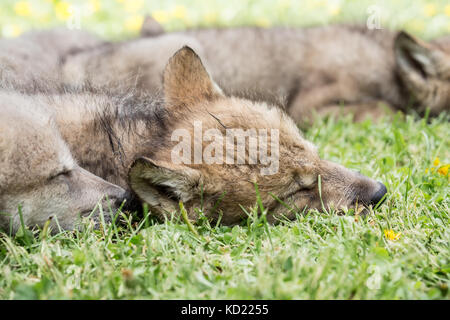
395, 31, 450, 116
128, 47, 387, 225
0, 97, 128, 232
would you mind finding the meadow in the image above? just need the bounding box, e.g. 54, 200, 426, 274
0, 0, 449, 299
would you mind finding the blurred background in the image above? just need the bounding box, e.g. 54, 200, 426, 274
0, 0, 449, 40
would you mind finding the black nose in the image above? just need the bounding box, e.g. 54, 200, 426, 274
369, 182, 387, 207
115, 190, 142, 212
114, 190, 132, 208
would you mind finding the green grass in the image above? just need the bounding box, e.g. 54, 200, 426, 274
0, 0, 449, 300
1, 114, 448, 299
1, 0, 450, 40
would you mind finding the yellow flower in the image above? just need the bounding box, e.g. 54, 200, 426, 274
124, 0, 144, 13
427, 157, 449, 176
124, 15, 144, 32
424, 4, 437, 17
173, 5, 187, 20
14, 1, 32, 17
445, 5, 450, 17
152, 10, 169, 23
2, 25, 23, 38
384, 229, 401, 241
433, 157, 440, 167
55, 1, 72, 21
437, 164, 449, 176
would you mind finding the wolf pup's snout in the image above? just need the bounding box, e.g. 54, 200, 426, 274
113, 190, 140, 212
369, 182, 387, 207
112, 190, 130, 208
103, 185, 131, 211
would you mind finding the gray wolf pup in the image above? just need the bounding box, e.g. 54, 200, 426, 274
45, 47, 387, 225
0, 92, 127, 233
63, 25, 450, 123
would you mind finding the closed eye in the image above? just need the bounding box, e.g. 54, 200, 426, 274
49, 169, 72, 181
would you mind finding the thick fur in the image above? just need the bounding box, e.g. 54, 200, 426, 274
13, 47, 387, 225
394, 31, 450, 115
0, 28, 104, 89
62, 25, 450, 122
0, 92, 127, 233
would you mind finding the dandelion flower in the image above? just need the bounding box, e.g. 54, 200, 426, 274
384, 229, 401, 241
173, 5, 187, 20
124, 0, 144, 13
152, 10, 169, 23
433, 157, 440, 167
55, 1, 72, 21
427, 157, 449, 176
424, 4, 437, 17
14, 1, 32, 17
125, 15, 144, 32
445, 5, 450, 17
437, 164, 449, 176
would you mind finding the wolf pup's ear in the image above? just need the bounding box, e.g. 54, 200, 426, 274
394, 31, 447, 81
163, 46, 224, 110
128, 157, 201, 218
140, 15, 165, 37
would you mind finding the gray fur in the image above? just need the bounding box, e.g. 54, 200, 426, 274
62, 25, 450, 122
0, 91, 127, 233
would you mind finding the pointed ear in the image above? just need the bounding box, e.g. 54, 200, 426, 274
128, 157, 201, 215
140, 15, 165, 37
394, 31, 445, 80
163, 46, 224, 109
